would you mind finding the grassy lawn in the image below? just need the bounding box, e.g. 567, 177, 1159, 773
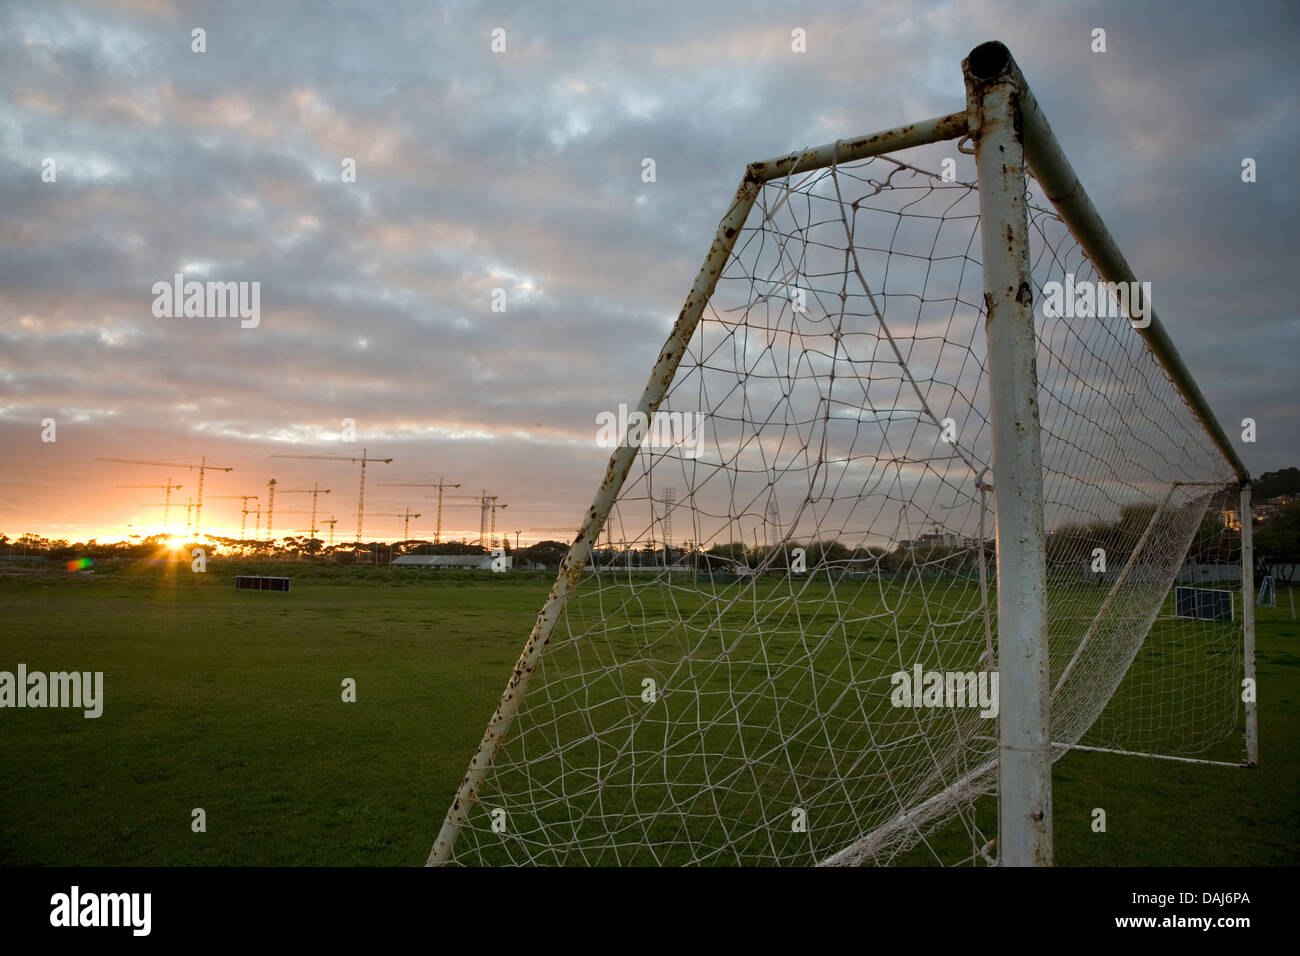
0, 558, 1295, 865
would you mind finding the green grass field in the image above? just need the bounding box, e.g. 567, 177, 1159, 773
1, 559, 1296, 866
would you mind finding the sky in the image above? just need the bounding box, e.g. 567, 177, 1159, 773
1, 0, 1296, 545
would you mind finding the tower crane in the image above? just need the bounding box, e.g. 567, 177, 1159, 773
262, 482, 330, 539
98, 456, 232, 536
269, 449, 392, 542
443, 491, 508, 548
377, 477, 461, 542
369, 508, 422, 541
264, 510, 313, 544
142, 497, 195, 538
208, 495, 258, 537
117, 480, 182, 533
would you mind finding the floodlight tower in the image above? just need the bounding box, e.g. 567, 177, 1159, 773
662, 486, 677, 552
378, 477, 461, 543
270, 449, 393, 542
97, 456, 233, 536
117, 480, 182, 533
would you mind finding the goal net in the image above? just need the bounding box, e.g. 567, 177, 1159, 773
430, 51, 1248, 867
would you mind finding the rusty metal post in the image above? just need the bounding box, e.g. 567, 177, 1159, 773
1240, 483, 1258, 766
964, 40, 1052, 867
1005, 51, 1248, 484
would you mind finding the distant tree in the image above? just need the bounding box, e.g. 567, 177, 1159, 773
703, 541, 748, 570
1253, 467, 1300, 501
808, 539, 850, 566
520, 539, 568, 567
1255, 501, 1300, 582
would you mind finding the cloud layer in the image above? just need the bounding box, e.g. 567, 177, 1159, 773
1, 0, 1295, 541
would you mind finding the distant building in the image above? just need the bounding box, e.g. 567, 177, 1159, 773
391, 554, 509, 570
917, 531, 959, 547
1253, 495, 1293, 525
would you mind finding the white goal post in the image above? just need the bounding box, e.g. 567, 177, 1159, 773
428, 41, 1255, 867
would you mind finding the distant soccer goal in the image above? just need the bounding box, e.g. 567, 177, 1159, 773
1256, 575, 1275, 607
429, 42, 1256, 868
1174, 586, 1234, 621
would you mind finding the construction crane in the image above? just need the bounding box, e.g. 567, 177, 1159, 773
263, 509, 313, 543
370, 508, 421, 541
377, 477, 461, 542
444, 491, 508, 548
117, 480, 182, 533
264, 482, 330, 539
269, 449, 393, 542
143, 497, 195, 538
301, 483, 331, 540
321, 516, 339, 547
97, 456, 233, 536
208, 495, 258, 537
265, 479, 277, 535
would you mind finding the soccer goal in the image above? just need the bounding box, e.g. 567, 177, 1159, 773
429, 42, 1256, 867
1256, 575, 1275, 607
1175, 586, 1234, 621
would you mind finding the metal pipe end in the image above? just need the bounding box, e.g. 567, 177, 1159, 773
967, 41, 1012, 81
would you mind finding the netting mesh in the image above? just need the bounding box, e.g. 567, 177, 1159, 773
440, 150, 1243, 866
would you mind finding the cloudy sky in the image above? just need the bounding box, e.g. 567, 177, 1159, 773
1, 0, 1296, 544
